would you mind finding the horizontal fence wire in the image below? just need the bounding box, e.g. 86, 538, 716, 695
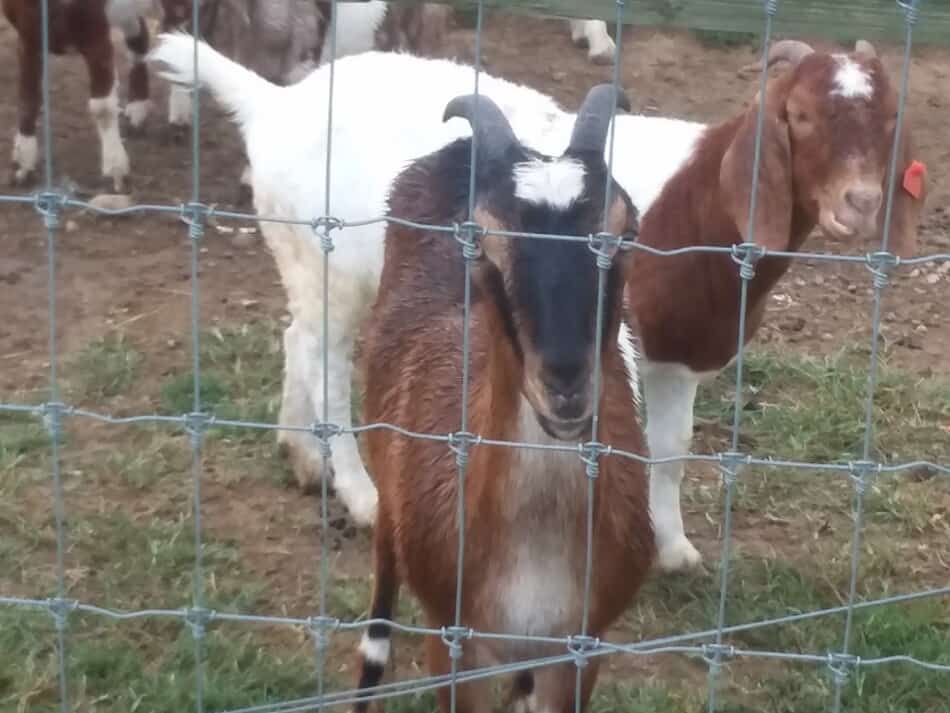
0, 0, 947, 712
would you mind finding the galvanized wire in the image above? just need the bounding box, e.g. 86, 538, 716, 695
1, 1, 947, 713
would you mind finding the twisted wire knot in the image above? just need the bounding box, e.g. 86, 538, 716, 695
41, 401, 67, 443
440, 626, 471, 660
718, 451, 747, 487
311, 421, 341, 459
579, 441, 611, 480
454, 221, 485, 261
730, 242, 765, 281
46, 597, 77, 632
184, 412, 212, 449
185, 607, 213, 639
567, 635, 599, 669
34, 191, 66, 230
311, 216, 343, 254
865, 251, 899, 290
588, 232, 621, 270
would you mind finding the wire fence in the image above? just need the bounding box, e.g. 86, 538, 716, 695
1, 0, 948, 712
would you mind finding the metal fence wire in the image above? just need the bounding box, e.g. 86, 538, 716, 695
1, 0, 949, 712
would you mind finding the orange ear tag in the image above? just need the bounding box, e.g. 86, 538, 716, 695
902, 160, 926, 200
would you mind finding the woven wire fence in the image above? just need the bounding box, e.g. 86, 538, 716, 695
1, 0, 949, 711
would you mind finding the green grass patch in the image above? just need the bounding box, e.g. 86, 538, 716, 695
66, 332, 143, 402
0, 409, 49, 476
691, 28, 758, 48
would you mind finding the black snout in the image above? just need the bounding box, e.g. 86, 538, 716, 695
544, 366, 588, 421
845, 186, 883, 215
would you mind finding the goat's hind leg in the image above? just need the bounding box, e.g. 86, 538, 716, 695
277, 319, 324, 493
79, 27, 130, 192
11, 30, 41, 186
121, 15, 152, 136
642, 361, 703, 572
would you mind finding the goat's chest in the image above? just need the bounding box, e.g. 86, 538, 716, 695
480, 440, 588, 644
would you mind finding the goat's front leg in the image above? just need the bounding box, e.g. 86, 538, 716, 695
531, 659, 601, 713
80, 31, 130, 192
641, 360, 703, 572
568, 20, 616, 65
11, 40, 41, 187
122, 15, 152, 135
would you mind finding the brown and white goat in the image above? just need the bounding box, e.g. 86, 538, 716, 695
612, 39, 929, 571
353, 86, 653, 713
3, 0, 153, 191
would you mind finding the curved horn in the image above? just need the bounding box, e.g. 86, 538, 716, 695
442, 94, 518, 165
567, 84, 631, 155
739, 38, 816, 75
854, 39, 877, 59
765, 39, 816, 69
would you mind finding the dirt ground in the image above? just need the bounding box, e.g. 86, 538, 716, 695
1, 7, 948, 711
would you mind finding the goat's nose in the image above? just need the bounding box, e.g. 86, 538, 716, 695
845, 186, 883, 215
544, 369, 588, 419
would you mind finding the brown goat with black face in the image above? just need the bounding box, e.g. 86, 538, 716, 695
3, 0, 152, 191
354, 86, 653, 713
614, 39, 929, 573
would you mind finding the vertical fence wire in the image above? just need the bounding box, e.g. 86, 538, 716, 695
37, 0, 71, 709
705, 1, 778, 709
1, 1, 948, 713
831, 2, 921, 710
186, 0, 208, 710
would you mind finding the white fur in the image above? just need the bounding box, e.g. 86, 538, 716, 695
358, 632, 391, 664
495, 400, 585, 641
640, 360, 709, 572
12, 132, 39, 181
317, 1, 388, 64
568, 19, 616, 64
831, 55, 873, 99
513, 157, 586, 209
88, 87, 130, 190
125, 99, 150, 128
617, 320, 641, 408
168, 84, 193, 126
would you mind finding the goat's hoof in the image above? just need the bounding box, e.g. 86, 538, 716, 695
106, 174, 131, 196
587, 45, 617, 65
335, 483, 378, 528
10, 165, 36, 188
656, 535, 703, 573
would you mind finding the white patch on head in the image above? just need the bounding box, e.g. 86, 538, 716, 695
358, 632, 390, 664
830, 55, 873, 99
513, 157, 586, 209
512, 693, 538, 713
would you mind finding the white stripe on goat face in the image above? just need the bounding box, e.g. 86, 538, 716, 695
830, 55, 873, 100
513, 157, 586, 209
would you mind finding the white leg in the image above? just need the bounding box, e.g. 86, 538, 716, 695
88, 86, 130, 192
12, 132, 39, 184
569, 19, 587, 44
309, 326, 378, 527
125, 99, 151, 129
641, 361, 703, 572
167, 84, 193, 127
584, 21, 616, 64
278, 319, 323, 487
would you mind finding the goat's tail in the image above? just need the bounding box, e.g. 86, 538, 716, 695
148, 32, 275, 127
353, 524, 398, 712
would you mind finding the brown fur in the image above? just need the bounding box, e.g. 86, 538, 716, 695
629, 50, 927, 373
357, 149, 653, 712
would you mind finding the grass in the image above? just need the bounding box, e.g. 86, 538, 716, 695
67, 332, 143, 402
4, 328, 949, 713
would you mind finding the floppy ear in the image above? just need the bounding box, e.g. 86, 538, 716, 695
720, 98, 793, 252
880, 126, 926, 259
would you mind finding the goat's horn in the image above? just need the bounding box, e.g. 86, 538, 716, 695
567, 84, 631, 156
765, 39, 816, 69
854, 39, 877, 58
442, 94, 518, 165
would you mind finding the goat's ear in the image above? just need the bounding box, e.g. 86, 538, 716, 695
720, 102, 793, 252
880, 127, 926, 259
